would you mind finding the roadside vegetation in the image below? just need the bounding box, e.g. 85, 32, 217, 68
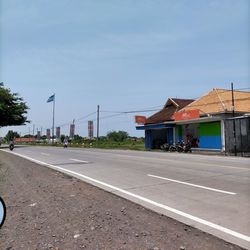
1, 130, 146, 151
0, 82, 29, 127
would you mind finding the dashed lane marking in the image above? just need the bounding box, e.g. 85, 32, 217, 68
3, 150, 250, 244
147, 174, 237, 195
69, 158, 89, 164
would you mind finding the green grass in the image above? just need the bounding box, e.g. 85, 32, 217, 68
92, 141, 146, 150
18, 140, 146, 151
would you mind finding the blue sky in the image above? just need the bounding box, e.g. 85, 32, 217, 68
0, 0, 249, 137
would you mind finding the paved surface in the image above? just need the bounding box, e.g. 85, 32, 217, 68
2, 151, 243, 250
1, 146, 250, 249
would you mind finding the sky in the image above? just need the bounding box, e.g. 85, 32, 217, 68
0, 0, 249, 137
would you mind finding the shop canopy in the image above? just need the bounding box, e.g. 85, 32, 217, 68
136, 117, 221, 130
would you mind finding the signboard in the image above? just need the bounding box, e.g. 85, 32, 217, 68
15, 137, 36, 143
56, 127, 60, 138
135, 116, 146, 124
173, 109, 200, 121
88, 121, 94, 138
46, 129, 51, 139
70, 124, 75, 138
37, 131, 41, 140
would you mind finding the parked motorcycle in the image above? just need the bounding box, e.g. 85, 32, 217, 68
160, 143, 170, 151
176, 141, 185, 153
169, 144, 177, 152
168, 141, 192, 153
183, 141, 192, 153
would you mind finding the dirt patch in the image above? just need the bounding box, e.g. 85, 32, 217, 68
0, 151, 244, 250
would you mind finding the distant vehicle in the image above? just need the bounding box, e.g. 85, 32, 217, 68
9, 141, 14, 151
63, 138, 68, 148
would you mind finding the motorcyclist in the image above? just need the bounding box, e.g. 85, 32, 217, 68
63, 137, 68, 148
9, 138, 15, 151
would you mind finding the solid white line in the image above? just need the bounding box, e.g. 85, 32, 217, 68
4, 150, 250, 243
69, 158, 89, 164
41, 152, 50, 156
148, 174, 237, 195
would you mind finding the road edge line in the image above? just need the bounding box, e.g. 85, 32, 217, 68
3, 150, 250, 243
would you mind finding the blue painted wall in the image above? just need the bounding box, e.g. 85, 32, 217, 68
199, 136, 222, 149
199, 122, 222, 149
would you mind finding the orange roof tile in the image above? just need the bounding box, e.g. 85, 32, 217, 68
180, 88, 250, 115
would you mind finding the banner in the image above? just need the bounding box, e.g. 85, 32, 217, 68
173, 109, 200, 121
70, 124, 75, 138
37, 131, 41, 140
56, 127, 60, 138
88, 121, 94, 138
46, 129, 51, 139
135, 116, 146, 124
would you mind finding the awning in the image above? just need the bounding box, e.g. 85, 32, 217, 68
174, 116, 221, 125
136, 116, 222, 130
136, 123, 175, 130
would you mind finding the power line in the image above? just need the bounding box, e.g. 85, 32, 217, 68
57, 111, 97, 128
75, 111, 97, 122
19, 86, 249, 136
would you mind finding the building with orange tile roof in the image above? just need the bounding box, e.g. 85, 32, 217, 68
136, 88, 250, 153
179, 88, 250, 116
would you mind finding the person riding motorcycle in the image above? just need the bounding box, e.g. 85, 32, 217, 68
63, 138, 68, 148
9, 139, 15, 151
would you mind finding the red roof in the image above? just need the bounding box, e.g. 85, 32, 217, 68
146, 98, 194, 124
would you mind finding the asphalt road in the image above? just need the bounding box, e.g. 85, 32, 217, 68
1, 146, 250, 249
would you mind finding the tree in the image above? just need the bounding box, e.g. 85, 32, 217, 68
73, 134, 83, 143
5, 130, 20, 141
60, 134, 66, 143
0, 83, 29, 127
107, 130, 129, 142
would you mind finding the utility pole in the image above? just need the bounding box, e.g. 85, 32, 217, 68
52, 94, 55, 144
97, 105, 100, 141
231, 82, 237, 156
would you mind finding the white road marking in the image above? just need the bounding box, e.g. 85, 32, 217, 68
41, 152, 50, 156
4, 151, 250, 243
28, 203, 37, 207
72, 150, 250, 170
69, 158, 89, 164
148, 174, 237, 195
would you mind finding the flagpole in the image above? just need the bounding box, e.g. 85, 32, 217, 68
52, 94, 55, 144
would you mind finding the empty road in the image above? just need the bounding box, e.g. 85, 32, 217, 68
1, 146, 250, 249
